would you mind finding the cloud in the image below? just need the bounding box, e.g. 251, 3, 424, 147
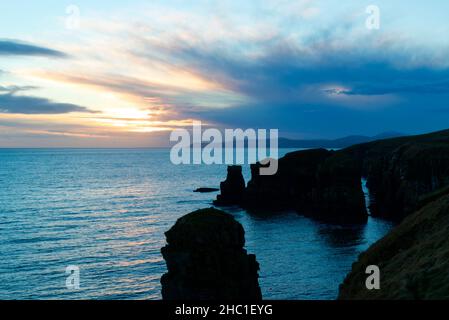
116, 18, 449, 137
21, 4, 449, 141
0, 118, 171, 148
331, 79, 449, 96
125, 28, 449, 116
0, 39, 67, 58
0, 85, 38, 94
0, 93, 97, 114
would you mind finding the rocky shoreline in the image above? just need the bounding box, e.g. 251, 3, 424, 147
162, 128, 449, 300
214, 129, 449, 223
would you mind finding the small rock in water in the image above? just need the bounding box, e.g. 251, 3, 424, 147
194, 188, 219, 193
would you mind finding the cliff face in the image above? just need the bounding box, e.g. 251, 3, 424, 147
362, 142, 449, 220
215, 149, 367, 223
340, 129, 449, 220
245, 149, 331, 210
214, 129, 449, 223
244, 149, 367, 223
329, 129, 449, 221
161, 208, 262, 300
338, 193, 449, 300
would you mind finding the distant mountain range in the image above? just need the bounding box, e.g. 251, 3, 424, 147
190, 132, 405, 149
278, 132, 404, 149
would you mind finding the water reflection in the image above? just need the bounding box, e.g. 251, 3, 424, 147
316, 224, 365, 249
227, 207, 393, 299
0, 149, 393, 300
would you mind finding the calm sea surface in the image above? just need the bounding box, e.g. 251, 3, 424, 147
0, 148, 393, 300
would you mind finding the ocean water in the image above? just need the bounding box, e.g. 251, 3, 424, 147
0, 148, 393, 300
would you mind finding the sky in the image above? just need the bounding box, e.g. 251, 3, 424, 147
1, 0, 449, 147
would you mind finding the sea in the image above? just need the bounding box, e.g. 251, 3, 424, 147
0, 148, 393, 300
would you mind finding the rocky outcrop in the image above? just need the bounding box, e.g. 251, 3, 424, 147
312, 152, 367, 222
240, 149, 367, 223
214, 166, 246, 206
339, 129, 449, 220
245, 149, 332, 211
194, 188, 219, 193
338, 193, 449, 300
363, 142, 449, 220
211, 129, 449, 223
161, 208, 262, 300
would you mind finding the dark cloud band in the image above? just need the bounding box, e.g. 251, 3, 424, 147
0, 40, 67, 58
0, 93, 97, 114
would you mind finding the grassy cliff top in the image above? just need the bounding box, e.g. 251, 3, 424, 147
339, 193, 449, 300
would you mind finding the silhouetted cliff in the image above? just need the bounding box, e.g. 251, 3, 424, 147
214, 166, 246, 206
244, 149, 367, 223
161, 208, 262, 300
338, 192, 449, 299
214, 128, 449, 223
346, 129, 449, 220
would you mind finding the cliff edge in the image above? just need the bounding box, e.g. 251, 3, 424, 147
214, 128, 449, 223
338, 192, 449, 299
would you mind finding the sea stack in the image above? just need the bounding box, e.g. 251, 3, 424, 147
214, 166, 246, 206
161, 208, 262, 300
